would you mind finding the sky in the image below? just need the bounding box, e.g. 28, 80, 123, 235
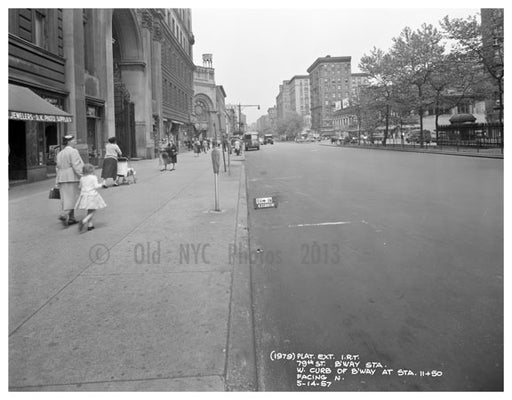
190, 5, 483, 124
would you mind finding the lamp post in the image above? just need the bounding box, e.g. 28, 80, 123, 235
238, 103, 260, 134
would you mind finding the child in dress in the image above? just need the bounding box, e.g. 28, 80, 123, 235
75, 163, 107, 232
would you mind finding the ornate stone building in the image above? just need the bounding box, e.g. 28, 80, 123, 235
8, 8, 195, 182
192, 54, 229, 141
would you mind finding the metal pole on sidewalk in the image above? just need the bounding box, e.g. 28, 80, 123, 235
227, 142, 231, 175
214, 173, 220, 211
211, 146, 221, 211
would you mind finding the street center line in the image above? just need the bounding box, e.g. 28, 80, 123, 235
248, 176, 301, 182
287, 221, 352, 228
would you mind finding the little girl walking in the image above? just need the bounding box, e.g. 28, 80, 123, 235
75, 163, 107, 232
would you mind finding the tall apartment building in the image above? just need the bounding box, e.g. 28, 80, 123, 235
267, 106, 277, 132
8, 8, 195, 182
350, 73, 370, 101
307, 56, 352, 135
288, 75, 311, 129
275, 80, 291, 122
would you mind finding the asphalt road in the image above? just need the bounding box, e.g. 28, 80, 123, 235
244, 142, 503, 391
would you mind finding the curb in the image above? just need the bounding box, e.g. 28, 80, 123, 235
225, 162, 257, 391
320, 143, 504, 159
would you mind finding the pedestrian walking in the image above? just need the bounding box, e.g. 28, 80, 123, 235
75, 163, 107, 232
157, 138, 168, 170
160, 140, 177, 171
55, 135, 84, 226
202, 139, 208, 153
169, 140, 178, 170
101, 137, 122, 188
160, 140, 170, 171
234, 139, 241, 156
194, 138, 201, 157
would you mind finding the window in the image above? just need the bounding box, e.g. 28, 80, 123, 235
457, 103, 472, 114
34, 11, 47, 49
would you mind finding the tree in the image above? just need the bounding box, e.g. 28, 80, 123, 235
359, 48, 396, 145
357, 86, 383, 140
389, 79, 417, 140
276, 111, 304, 141
427, 51, 487, 140
441, 11, 504, 128
389, 24, 445, 147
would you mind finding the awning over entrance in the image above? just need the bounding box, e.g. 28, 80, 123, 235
8, 84, 73, 123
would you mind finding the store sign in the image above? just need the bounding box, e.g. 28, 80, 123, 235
9, 111, 72, 123
254, 196, 278, 209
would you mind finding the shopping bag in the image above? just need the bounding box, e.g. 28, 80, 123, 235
49, 187, 61, 199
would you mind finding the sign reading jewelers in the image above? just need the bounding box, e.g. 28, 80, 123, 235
9, 111, 73, 123
254, 196, 278, 209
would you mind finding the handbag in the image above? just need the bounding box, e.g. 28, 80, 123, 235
49, 186, 61, 199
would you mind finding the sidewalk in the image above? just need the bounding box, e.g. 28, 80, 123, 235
9, 150, 255, 391
321, 142, 504, 159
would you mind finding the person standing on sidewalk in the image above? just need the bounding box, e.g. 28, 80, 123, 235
101, 137, 122, 188
55, 135, 84, 226
76, 163, 107, 232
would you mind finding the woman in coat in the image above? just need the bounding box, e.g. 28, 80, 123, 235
168, 141, 178, 170
101, 137, 122, 187
55, 135, 84, 226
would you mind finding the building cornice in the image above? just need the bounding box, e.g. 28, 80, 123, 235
289, 75, 309, 82
307, 56, 352, 73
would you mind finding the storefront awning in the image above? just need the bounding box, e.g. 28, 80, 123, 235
8, 84, 73, 123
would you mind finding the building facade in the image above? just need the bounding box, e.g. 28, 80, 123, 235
350, 73, 370, 101
307, 56, 352, 135
288, 75, 311, 130
192, 54, 229, 141
157, 9, 195, 152
8, 8, 195, 183
275, 80, 291, 122
256, 114, 270, 132
267, 106, 277, 133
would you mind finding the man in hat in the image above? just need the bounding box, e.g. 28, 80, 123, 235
55, 135, 84, 226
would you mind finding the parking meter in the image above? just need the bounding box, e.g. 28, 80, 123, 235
211, 146, 220, 174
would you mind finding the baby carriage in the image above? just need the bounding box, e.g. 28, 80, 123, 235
117, 157, 137, 185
